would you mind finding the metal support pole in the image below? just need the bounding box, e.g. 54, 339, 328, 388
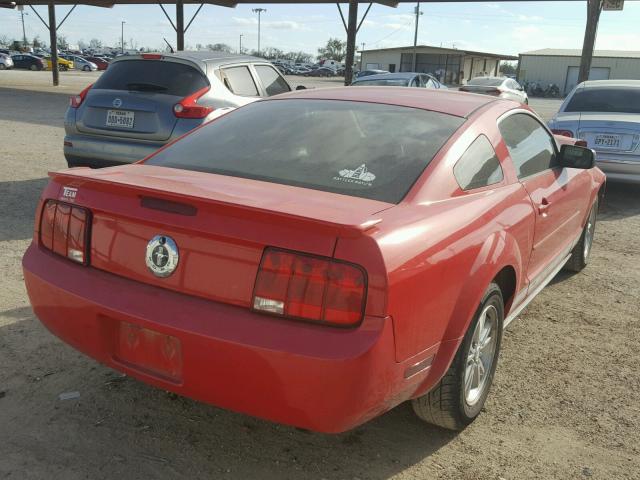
48, 2, 58, 86
176, 0, 184, 51
21, 10, 27, 47
412, 2, 421, 72
578, 0, 602, 84
252, 8, 266, 57
121, 21, 125, 53
344, 0, 358, 85
239, 34, 243, 54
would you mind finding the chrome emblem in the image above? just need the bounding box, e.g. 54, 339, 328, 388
145, 235, 179, 278
112, 98, 123, 108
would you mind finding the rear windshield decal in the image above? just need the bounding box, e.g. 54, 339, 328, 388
335, 164, 376, 186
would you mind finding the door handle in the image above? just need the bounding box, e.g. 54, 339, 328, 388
538, 198, 550, 215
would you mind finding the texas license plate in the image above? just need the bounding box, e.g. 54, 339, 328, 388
594, 134, 621, 149
106, 109, 135, 129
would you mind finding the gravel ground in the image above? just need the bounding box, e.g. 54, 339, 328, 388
1, 70, 639, 480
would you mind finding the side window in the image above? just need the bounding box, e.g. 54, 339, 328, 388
453, 135, 504, 191
221, 66, 259, 96
498, 113, 556, 179
425, 78, 436, 89
254, 65, 291, 96
409, 77, 420, 87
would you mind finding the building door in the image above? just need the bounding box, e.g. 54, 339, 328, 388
389, 64, 396, 73
564, 66, 610, 95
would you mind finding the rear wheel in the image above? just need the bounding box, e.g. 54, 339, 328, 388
83, 65, 90, 71
30, 64, 37, 71
564, 199, 597, 272
412, 283, 503, 430
0, 64, 5, 70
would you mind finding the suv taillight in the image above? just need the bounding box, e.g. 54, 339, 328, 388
252, 248, 367, 327
69, 83, 93, 108
40, 200, 90, 265
173, 86, 213, 119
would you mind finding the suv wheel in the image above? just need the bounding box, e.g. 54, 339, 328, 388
412, 283, 504, 430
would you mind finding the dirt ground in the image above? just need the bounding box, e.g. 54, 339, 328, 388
1, 70, 639, 480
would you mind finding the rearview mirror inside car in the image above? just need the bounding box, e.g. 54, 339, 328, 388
295, 85, 307, 90
558, 144, 596, 169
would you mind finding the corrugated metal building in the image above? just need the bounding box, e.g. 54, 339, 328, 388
359, 45, 517, 85
518, 49, 640, 95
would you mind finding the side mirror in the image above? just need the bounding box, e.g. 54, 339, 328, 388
558, 144, 596, 169
295, 85, 307, 90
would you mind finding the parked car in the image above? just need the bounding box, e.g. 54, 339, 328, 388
352, 72, 447, 89
0, 53, 14, 70
24, 87, 604, 434
10, 54, 45, 71
60, 54, 98, 71
549, 79, 640, 183
43, 56, 74, 71
355, 69, 389, 78
460, 77, 528, 104
64, 51, 293, 168
83, 56, 109, 70
303, 66, 336, 77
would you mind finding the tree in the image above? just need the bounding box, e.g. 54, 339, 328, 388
32, 35, 42, 49
206, 43, 233, 53
57, 35, 69, 49
0, 34, 10, 47
500, 62, 517, 75
317, 38, 346, 62
78, 39, 88, 50
261, 47, 284, 60
89, 38, 102, 50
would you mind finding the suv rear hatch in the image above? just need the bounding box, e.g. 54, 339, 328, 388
75, 57, 209, 141
49, 165, 392, 311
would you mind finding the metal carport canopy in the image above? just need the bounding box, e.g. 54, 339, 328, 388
0, 0, 602, 86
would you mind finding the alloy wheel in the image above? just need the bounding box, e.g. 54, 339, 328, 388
464, 304, 498, 406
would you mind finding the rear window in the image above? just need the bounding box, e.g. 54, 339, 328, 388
353, 79, 410, 87
93, 60, 208, 96
565, 87, 640, 114
146, 99, 464, 203
468, 78, 503, 86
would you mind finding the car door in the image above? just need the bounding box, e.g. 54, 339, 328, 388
252, 64, 292, 97
498, 112, 591, 288
218, 64, 261, 106
12, 55, 24, 68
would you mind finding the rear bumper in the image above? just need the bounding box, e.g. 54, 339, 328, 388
22, 244, 431, 433
596, 157, 640, 184
64, 133, 165, 168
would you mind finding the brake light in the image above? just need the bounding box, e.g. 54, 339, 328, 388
552, 129, 574, 138
173, 86, 213, 119
252, 248, 367, 327
69, 83, 93, 108
575, 139, 588, 147
486, 88, 502, 96
39, 200, 90, 265
142, 53, 163, 60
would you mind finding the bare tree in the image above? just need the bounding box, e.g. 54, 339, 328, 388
206, 43, 233, 53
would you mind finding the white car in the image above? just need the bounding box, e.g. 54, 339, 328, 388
460, 77, 529, 104
0, 53, 14, 70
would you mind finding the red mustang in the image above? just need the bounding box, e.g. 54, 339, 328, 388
23, 88, 604, 433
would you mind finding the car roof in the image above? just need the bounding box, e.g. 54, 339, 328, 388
579, 79, 640, 88
270, 87, 497, 118
158, 51, 264, 66
354, 72, 419, 81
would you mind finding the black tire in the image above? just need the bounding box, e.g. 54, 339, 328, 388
412, 283, 504, 430
83, 65, 90, 71
564, 198, 598, 272
30, 64, 37, 71
0, 64, 6, 70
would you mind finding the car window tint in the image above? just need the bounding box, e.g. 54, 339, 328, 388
254, 65, 290, 96
93, 60, 208, 96
499, 113, 556, 178
222, 66, 259, 96
352, 79, 409, 86
564, 87, 640, 114
453, 135, 504, 190
146, 99, 465, 204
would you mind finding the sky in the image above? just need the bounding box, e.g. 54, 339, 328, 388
1, 1, 639, 56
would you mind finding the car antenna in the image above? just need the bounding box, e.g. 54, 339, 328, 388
163, 38, 175, 54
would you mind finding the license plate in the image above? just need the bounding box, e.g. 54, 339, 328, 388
106, 109, 135, 129
594, 134, 621, 149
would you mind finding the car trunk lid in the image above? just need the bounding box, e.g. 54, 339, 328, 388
49, 165, 392, 310
575, 112, 640, 154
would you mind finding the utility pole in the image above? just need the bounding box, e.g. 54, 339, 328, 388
48, 2, 58, 86
412, 2, 423, 72
121, 21, 126, 54
578, 0, 603, 84
344, 0, 358, 85
239, 34, 243, 54
19, 8, 28, 48
252, 8, 266, 56
360, 42, 365, 70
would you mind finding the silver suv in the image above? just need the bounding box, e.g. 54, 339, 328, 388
64, 52, 293, 168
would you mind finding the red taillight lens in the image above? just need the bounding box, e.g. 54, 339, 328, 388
552, 129, 574, 138
252, 248, 367, 327
173, 86, 214, 119
487, 88, 502, 96
39, 200, 90, 264
141, 53, 163, 60
69, 83, 93, 108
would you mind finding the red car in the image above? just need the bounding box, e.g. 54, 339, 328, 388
23, 88, 604, 433
83, 56, 109, 70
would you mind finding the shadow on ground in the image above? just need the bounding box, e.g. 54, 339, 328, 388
0, 87, 71, 127
0, 177, 48, 241
599, 181, 640, 221
0, 311, 456, 480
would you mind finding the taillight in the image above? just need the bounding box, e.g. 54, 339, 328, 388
487, 88, 502, 96
551, 129, 574, 138
173, 86, 213, 119
39, 200, 90, 265
142, 53, 163, 60
69, 83, 93, 108
252, 248, 367, 327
